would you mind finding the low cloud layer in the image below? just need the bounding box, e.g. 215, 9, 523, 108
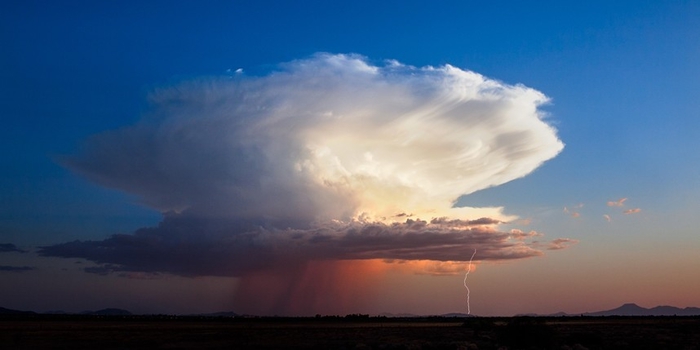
41, 54, 567, 279
41, 216, 563, 277
0, 265, 35, 272
0, 243, 26, 253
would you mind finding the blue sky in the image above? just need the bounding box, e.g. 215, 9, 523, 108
1, 0, 699, 315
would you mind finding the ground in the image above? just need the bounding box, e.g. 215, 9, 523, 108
2, 315, 699, 349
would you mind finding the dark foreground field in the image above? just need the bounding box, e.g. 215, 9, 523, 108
2, 315, 699, 349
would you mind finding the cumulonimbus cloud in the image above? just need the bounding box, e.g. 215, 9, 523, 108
41, 53, 568, 277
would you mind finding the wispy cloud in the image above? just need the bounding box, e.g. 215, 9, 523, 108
607, 198, 628, 207
605, 197, 641, 217
510, 229, 542, 240
516, 218, 532, 226
564, 204, 583, 218
547, 238, 579, 250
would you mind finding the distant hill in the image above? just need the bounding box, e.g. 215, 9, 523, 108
379, 312, 419, 318
3, 304, 700, 317
0, 307, 35, 315
377, 312, 478, 318
439, 313, 476, 318
195, 311, 238, 317
582, 303, 700, 316
43, 310, 69, 315
80, 308, 132, 316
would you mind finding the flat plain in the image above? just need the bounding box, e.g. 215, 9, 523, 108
2, 315, 699, 349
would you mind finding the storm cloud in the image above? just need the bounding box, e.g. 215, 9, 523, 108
42, 53, 567, 278
41, 215, 560, 277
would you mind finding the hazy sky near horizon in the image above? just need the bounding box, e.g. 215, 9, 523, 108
1, 0, 699, 316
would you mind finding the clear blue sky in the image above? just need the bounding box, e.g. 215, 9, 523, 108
1, 0, 699, 315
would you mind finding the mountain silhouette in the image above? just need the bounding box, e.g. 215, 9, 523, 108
583, 303, 700, 316
195, 311, 238, 317
0, 307, 35, 315
439, 313, 477, 318
3, 304, 700, 317
80, 308, 132, 316
379, 312, 419, 318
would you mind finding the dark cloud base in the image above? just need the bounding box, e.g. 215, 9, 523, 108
39, 213, 571, 277
0, 265, 35, 272
0, 243, 27, 253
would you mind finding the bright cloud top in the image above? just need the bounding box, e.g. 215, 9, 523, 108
65, 53, 562, 223
43, 53, 566, 277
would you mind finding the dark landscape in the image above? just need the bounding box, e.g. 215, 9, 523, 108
2, 305, 699, 349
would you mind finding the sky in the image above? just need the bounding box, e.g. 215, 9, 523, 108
1, 0, 699, 316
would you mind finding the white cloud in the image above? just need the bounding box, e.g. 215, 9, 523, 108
65, 53, 563, 224
50, 53, 567, 277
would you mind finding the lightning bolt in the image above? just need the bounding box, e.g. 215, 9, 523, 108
463, 248, 477, 315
